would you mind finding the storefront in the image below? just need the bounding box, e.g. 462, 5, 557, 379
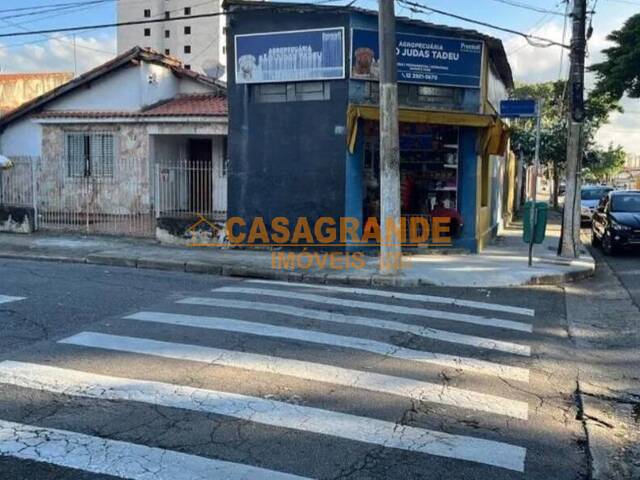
225, 1, 515, 253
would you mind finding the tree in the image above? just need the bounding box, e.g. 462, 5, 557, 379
590, 14, 640, 100
509, 81, 567, 208
583, 143, 627, 183
508, 81, 620, 207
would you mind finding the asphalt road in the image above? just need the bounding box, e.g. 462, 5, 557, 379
587, 236, 640, 309
0, 259, 588, 479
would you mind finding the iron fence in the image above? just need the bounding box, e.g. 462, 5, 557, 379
0, 157, 228, 238
36, 156, 155, 237
0, 157, 35, 209
156, 160, 227, 221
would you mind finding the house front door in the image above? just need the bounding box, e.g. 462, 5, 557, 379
187, 139, 212, 213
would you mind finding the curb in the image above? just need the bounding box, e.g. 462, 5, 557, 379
526, 267, 595, 286
0, 250, 595, 288
0, 252, 87, 265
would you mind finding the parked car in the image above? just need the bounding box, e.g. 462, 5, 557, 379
581, 185, 613, 223
591, 190, 640, 255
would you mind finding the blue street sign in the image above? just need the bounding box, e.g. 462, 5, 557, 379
500, 99, 538, 118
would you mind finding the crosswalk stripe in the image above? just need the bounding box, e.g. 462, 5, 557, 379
211, 287, 534, 333
247, 280, 536, 317
0, 418, 309, 480
0, 295, 24, 305
60, 332, 529, 420
126, 311, 529, 382
0, 361, 527, 472
178, 297, 531, 356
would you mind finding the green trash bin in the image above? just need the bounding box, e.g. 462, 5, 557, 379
523, 201, 548, 244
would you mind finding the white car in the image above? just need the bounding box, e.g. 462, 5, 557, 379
581, 186, 613, 223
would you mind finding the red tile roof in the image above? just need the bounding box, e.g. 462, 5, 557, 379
34, 94, 227, 120
0, 47, 225, 128
143, 94, 227, 116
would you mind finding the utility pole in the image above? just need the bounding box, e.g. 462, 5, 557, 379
378, 0, 401, 274
560, 0, 586, 258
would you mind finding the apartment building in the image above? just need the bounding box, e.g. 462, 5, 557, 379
117, 0, 226, 79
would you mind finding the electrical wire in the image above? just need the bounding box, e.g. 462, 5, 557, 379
505, 13, 554, 55
0, 1, 113, 15
488, 0, 567, 16
0, 1, 112, 22
601, 0, 640, 5
0, 1, 371, 40
397, 0, 570, 48
0, 0, 221, 53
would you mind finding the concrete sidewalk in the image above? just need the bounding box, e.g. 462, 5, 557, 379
0, 211, 594, 287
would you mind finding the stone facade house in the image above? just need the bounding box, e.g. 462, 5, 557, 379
0, 47, 228, 239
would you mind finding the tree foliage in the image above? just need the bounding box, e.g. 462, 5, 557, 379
508, 81, 621, 167
583, 144, 627, 183
590, 14, 640, 100
508, 81, 567, 168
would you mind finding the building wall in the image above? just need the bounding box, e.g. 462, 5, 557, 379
117, 0, 225, 78
0, 73, 72, 115
226, 6, 510, 253
39, 123, 151, 215
227, 9, 350, 232
0, 63, 215, 159
52, 62, 190, 111
0, 118, 41, 158
487, 64, 509, 114
348, 12, 483, 114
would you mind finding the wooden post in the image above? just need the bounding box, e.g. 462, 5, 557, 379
378, 0, 401, 274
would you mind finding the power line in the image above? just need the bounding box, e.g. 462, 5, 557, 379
505, 13, 554, 55
601, 0, 640, 5
0, 1, 112, 21
488, 0, 566, 16
397, 0, 570, 48
0, 15, 116, 56
0, 1, 112, 15
0, 0, 218, 52
0, 11, 225, 39
558, 0, 570, 78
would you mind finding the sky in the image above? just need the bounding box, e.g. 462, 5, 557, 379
0, 0, 639, 154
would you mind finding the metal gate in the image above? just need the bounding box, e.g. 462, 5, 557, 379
36, 156, 155, 237
2, 157, 227, 238
156, 160, 227, 221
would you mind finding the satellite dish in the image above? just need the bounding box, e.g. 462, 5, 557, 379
202, 60, 226, 80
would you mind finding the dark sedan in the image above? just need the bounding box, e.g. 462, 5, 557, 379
592, 190, 640, 255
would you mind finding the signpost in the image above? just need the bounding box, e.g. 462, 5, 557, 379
500, 98, 542, 267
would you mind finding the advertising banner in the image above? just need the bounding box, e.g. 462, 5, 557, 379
235, 28, 345, 84
351, 29, 483, 88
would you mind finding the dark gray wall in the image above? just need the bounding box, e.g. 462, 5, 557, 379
227, 8, 350, 236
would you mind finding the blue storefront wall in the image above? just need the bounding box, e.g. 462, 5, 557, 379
343, 12, 485, 251
347, 12, 483, 112
227, 9, 351, 233
227, 4, 508, 252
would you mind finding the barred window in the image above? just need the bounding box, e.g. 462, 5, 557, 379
66, 133, 114, 177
